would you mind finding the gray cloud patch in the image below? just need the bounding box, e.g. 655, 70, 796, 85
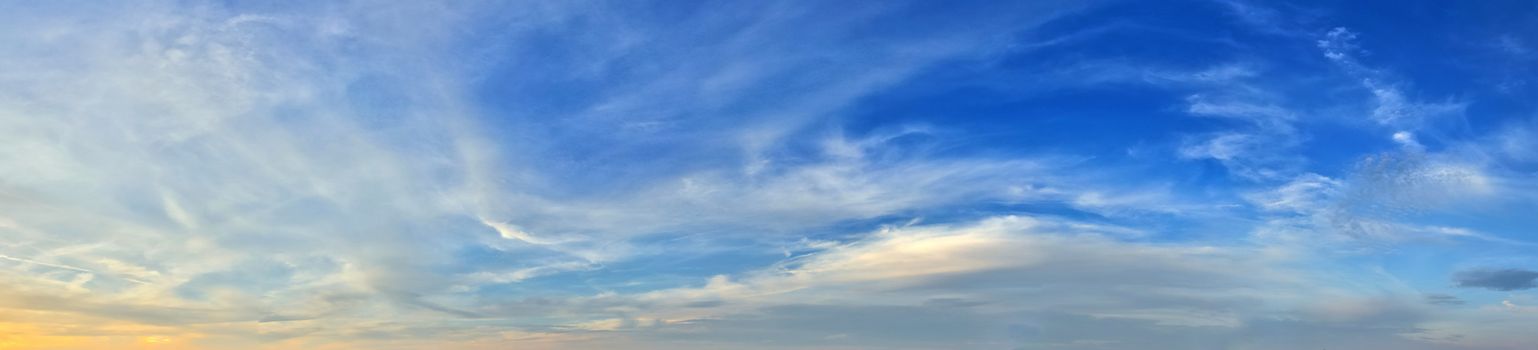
1423, 294, 1465, 305
1453, 268, 1538, 291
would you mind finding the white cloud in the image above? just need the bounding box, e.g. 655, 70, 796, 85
1245, 173, 1342, 214
481, 214, 1498, 349
1185, 94, 1294, 123
1394, 130, 1425, 151
1318, 27, 1468, 130
1178, 131, 1301, 181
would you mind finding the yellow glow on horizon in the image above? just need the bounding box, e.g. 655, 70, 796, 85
139, 336, 172, 344
0, 320, 205, 350
0, 328, 93, 350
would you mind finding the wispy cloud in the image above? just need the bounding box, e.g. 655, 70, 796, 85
1317, 27, 1468, 130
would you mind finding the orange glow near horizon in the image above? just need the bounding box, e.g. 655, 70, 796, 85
0, 321, 198, 350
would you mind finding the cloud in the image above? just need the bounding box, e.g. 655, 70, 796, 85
1394, 131, 1426, 151
0, 1, 579, 344
1157, 64, 1307, 181
1245, 173, 1341, 214
1317, 27, 1467, 130
1245, 156, 1519, 247
1492, 118, 1538, 163
1177, 100, 1302, 181
1424, 294, 1465, 306
1184, 94, 1295, 124
1212, 0, 1297, 36
1339, 153, 1495, 215
1178, 131, 1302, 181
461, 214, 1490, 349
1454, 268, 1538, 291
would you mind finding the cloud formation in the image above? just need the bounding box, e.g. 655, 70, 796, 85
1455, 268, 1538, 291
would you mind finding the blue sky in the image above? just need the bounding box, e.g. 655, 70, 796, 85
2, 0, 1537, 349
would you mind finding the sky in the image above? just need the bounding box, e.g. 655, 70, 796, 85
1, 0, 1538, 349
